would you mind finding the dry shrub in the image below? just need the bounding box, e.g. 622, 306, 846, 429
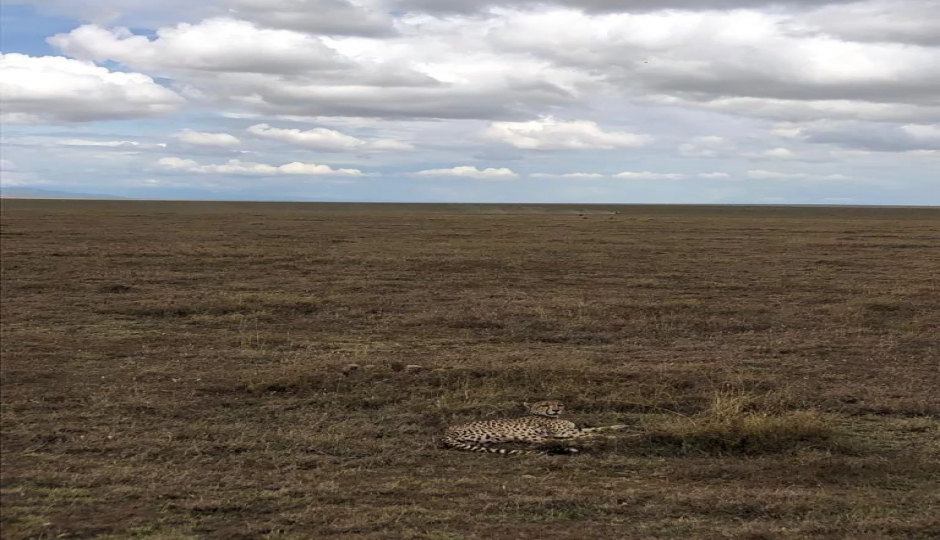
643, 389, 847, 455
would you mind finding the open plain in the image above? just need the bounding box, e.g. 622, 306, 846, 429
1, 200, 939, 539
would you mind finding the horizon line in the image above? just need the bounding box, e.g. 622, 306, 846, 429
2, 196, 938, 209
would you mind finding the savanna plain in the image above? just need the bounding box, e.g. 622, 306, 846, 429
1, 200, 939, 540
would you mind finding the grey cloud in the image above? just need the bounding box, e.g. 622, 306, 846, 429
47, 16, 585, 121
484, 9, 940, 120
395, 0, 858, 14
5, 0, 219, 26
802, 124, 940, 152
228, 0, 398, 36
649, 96, 940, 123
49, 20, 356, 76
251, 81, 575, 120
638, 73, 940, 107
173, 57, 579, 119
12, 0, 396, 36
795, 0, 940, 47
25, 0, 940, 129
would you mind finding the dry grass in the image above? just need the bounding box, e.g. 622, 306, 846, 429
2, 200, 939, 539
641, 389, 846, 455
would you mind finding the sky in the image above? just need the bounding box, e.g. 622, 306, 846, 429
1, 0, 938, 204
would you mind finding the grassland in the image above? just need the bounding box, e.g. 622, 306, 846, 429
1, 199, 938, 539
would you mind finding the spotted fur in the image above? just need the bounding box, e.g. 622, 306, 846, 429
441, 401, 626, 455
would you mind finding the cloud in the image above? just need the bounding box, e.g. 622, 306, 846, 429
650, 96, 940, 123
49, 19, 353, 75
527, 171, 729, 180
0, 53, 183, 124
747, 170, 850, 180
614, 171, 688, 180
753, 148, 796, 159
15, 0, 395, 35
489, 8, 940, 120
4, 0, 208, 26
246, 123, 413, 151
0, 159, 41, 187
2, 136, 168, 152
902, 124, 940, 140
0, 174, 37, 187
241, 82, 574, 120
126, 178, 202, 188
533, 171, 730, 179
48, 17, 581, 120
678, 136, 735, 157
60, 140, 131, 148
797, 121, 940, 152
71, 5, 936, 126
413, 166, 518, 179
61, 139, 167, 149
396, 0, 859, 14
484, 118, 651, 150
530, 172, 607, 179
796, 0, 940, 47
174, 129, 241, 147
156, 157, 364, 176
771, 124, 805, 139
5, 0, 936, 204
14, 0, 863, 22
227, 0, 396, 36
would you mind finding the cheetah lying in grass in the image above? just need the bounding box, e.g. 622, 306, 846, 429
442, 400, 628, 455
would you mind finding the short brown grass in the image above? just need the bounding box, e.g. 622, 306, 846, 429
2, 200, 938, 540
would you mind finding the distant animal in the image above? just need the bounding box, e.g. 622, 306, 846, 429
441, 400, 627, 455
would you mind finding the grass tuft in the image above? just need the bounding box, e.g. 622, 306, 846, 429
642, 390, 847, 455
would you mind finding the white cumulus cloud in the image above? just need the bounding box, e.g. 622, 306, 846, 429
753, 148, 796, 159
614, 171, 689, 180
531, 171, 731, 179
49, 19, 351, 75
60, 139, 168, 150
491, 8, 940, 119
678, 136, 736, 158
901, 124, 940, 140
0, 53, 183, 124
156, 157, 364, 176
530, 172, 608, 179
174, 129, 241, 147
747, 170, 850, 180
414, 166, 518, 180
484, 118, 651, 150
247, 123, 413, 151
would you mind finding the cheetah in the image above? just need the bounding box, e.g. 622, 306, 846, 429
441, 400, 627, 455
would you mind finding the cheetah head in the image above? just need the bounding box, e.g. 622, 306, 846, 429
524, 400, 565, 417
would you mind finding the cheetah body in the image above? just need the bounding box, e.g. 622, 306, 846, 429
442, 401, 625, 454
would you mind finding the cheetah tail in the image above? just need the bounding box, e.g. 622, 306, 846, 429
442, 441, 531, 455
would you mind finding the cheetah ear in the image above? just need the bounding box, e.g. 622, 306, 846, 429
522, 402, 532, 410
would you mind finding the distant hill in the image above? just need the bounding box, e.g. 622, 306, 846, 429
0, 187, 123, 199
